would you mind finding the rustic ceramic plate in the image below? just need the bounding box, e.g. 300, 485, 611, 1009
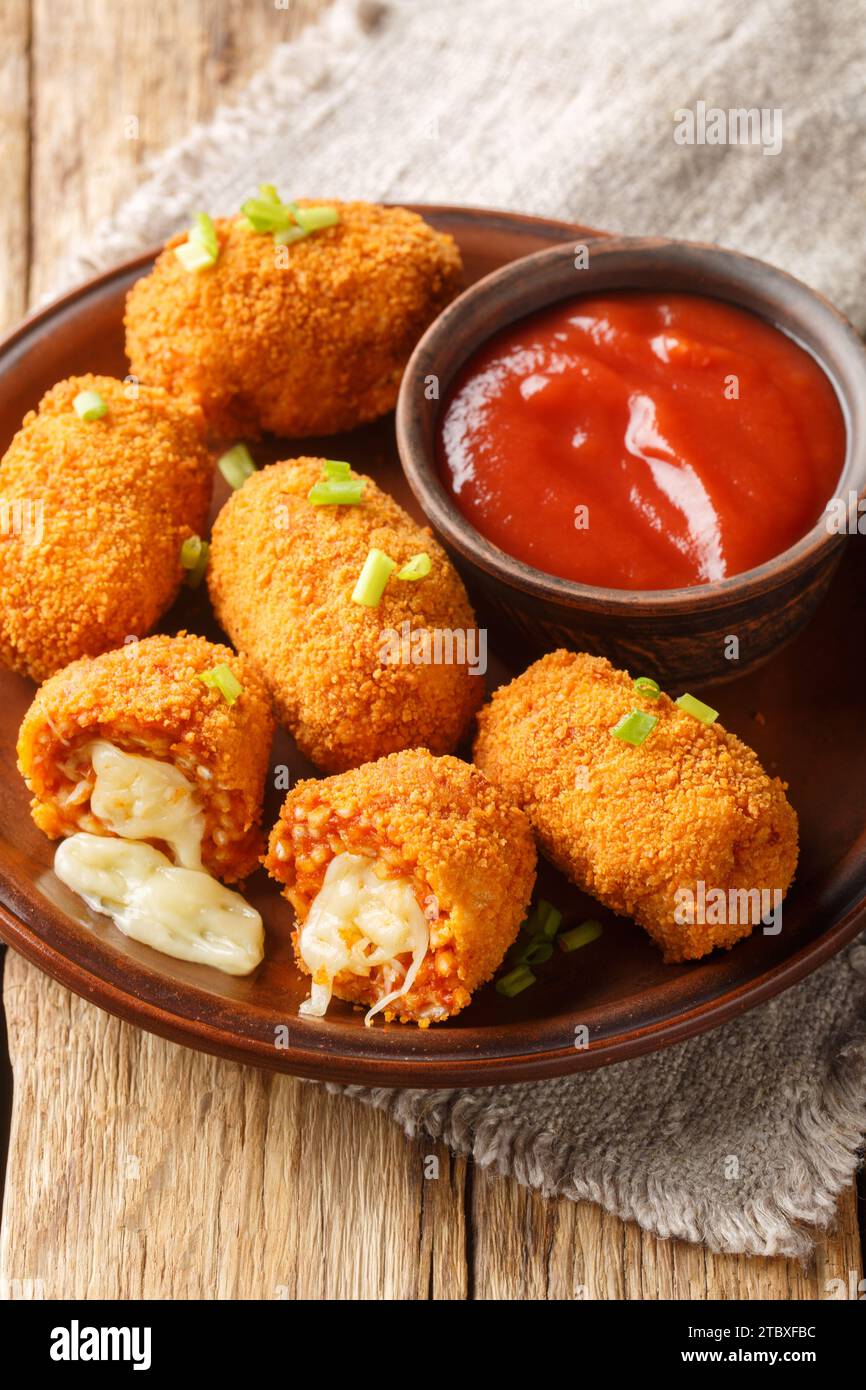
0, 206, 864, 1087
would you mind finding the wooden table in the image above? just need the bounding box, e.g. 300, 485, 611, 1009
0, 0, 862, 1300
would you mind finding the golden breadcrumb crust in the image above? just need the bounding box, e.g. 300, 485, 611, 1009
124, 202, 463, 440
0, 375, 212, 682
17, 631, 275, 881
208, 457, 485, 773
473, 651, 799, 962
264, 749, 536, 1023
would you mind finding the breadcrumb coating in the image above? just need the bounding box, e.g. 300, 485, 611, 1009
473, 651, 799, 962
0, 375, 212, 682
264, 749, 537, 1023
124, 202, 463, 439
17, 632, 275, 882
208, 457, 485, 772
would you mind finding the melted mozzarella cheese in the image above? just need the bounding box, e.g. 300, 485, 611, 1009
86, 739, 205, 869
55, 834, 263, 976
53, 739, 263, 977
298, 852, 429, 1026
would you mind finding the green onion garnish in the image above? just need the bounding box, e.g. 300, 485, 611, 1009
197, 664, 243, 706
536, 901, 563, 939
174, 240, 216, 272
180, 534, 209, 587
559, 920, 603, 953
240, 187, 340, 244
396, 552, 432, 582
495, 965, 536, 998
292, 205, 339, 234
352, 548, 396, 607
323, 459, 352, 480
190, 212, 218, 259
239, 196, 293, 234
611, 710, 658, 745
218, 443, 256, 490
180, 534, 204, 567
308, 479, 365, 506
308, 460, 364, 506
676, 693, 719, 725
509, 899, 563, 965
73, 390, 107, 422
634, 676, 661, 700
174, 212, 219, 272
273, 225, 308, 247
521, 938, 554, 966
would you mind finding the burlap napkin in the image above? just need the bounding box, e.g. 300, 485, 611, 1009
54, 0, 866, 1256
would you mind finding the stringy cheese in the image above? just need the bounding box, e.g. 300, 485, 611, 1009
298, 852, 429, 1026
87, 740, 205, 869
53, 741, 263, 976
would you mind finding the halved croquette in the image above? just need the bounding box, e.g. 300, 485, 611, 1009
17, 632, 274, 883
264, 749, 537, 1024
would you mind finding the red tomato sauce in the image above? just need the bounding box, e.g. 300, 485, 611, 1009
436, 291, 846, 590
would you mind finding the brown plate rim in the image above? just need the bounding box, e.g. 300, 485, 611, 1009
0, 203, 862, 1088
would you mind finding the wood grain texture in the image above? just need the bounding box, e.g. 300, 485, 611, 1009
0, 0, 31, 332
0, 0, 862, 1301
2, 953, 862, 1301
27, 0, 329, 305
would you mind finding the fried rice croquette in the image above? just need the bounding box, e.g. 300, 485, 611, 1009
264, 749, 537, 1024
473, 651, 799, 962
208, 457, 485, 773
0, 375, 212, 682
18, 632, 275, 883
124, 201, 463, 439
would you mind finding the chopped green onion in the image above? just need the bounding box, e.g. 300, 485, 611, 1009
634, 676, 661, 700
190, 212, 218, 260
174, 240, 216, 272
308, 479, 365, 506
180, 534, 204, 568
174, 212, 219, 272
218, 443, 256, 490
521, 938, 554, 966
180, 535, 209, 587
351, 548, 396, 607
536, 901, 563, 939
273, 225, 308, 246
292, 204, 339, 234
197, 664, 242, 706
676, 693, 719, 725
73, 390, 107, 422
559, 920, 603, 953
323, 459, 352, 480
495, 965, 536, 998
240, 196, 292, 233
396, 552, 432, 582
611, 710, 658, 745
241, 189, 340, 244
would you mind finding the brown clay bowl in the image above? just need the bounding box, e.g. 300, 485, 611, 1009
396, 235, 866, 687
1, 208, 866, 1088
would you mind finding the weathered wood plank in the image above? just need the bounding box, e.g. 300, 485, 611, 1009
27, 0, 329, 304
0, 0, 31, 332
469, 1165, 863, 1300
0, 952, 470, 1299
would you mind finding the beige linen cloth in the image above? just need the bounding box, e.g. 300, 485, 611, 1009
54, 0, 866, 1256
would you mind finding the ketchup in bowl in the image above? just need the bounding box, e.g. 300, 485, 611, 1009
436, 291, 846, 591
